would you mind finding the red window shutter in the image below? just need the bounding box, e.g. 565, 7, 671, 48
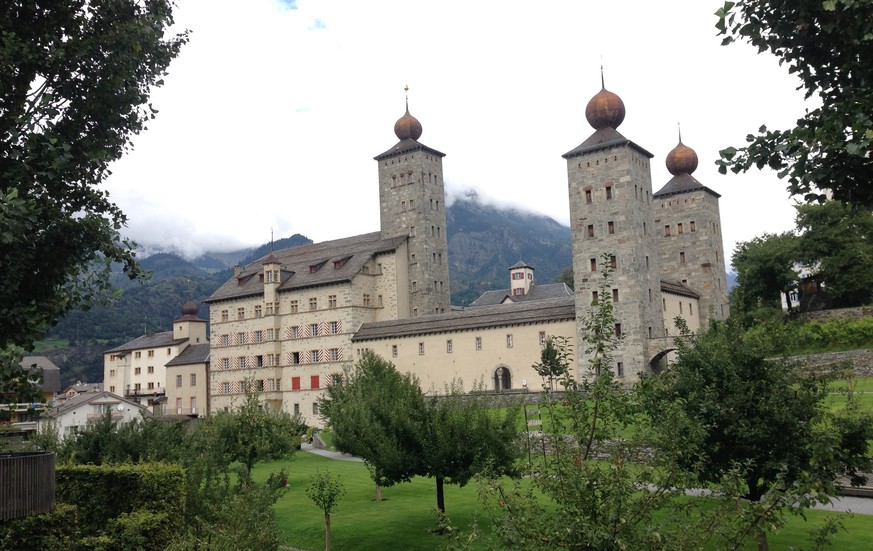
291, 377, 300, 390
311, 375, 320, 389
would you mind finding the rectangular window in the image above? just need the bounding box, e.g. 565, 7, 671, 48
446, 340, 453, 353
605, 185, 613, 199
237, 332, 246, 344
329, 321, 339, 334
587, 224, 594, 238
615, 323, 622, 337
292, 352, 300, 365
610, 255, 617, 269
378, 295, 383, 306
237, 307, 245, 320
506, 334, 513, 348
267, 354, 276, 366
255, 330, 263, 343
190, 397, 197, 413
291, 326, 299, 339
592, 290, 598, 302
612, 289, 619, 302
608, 221, 615, 234
679, 251, 686, 263
585, 189, 592, 203
110, 369, 116, 377
310, 323, 319, 337
330, 348, 340, 361
221, 334, 229, 346
266, 328, 274, 341
392, 345, 398, 357
363, 294, 371, 307
539, 331, 547, 346
266, 302, 274, 315
222, 358, 230, 370
690, 221, 696, 232
617, 362, 624, 377
238, 356, 246, 368
294, 403, 300, 414
649, 326, 653, 338
134, 367, 141, 375
680, 302, 684, 314
309, 298, 317, 311
677, 223, 684, 234
190, 373, 196, 386
292, 377, 301, 390
418, 342, 425, 355
311, 375, 320, 389
254, 305, 262, 317
135, 383, 141, 391
221, 310, 229, 322
311, 350, 320, 363
222, 382, 230, 394
410, 226, 415, 237
147, 365, 154, 374
256, 355, 264, 367
290, 300, 299, 313
176, 374, 183, 388
328, 295, 337, 308
147, 382, 155, 390
148, 350, 154, 357
313, 402, 319, 416
665, 225, 671, 237
590, 258, 597, 271
689, 302, 694, 316
475, 337, 482, 351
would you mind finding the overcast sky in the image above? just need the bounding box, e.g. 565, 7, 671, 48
103, 0, 812, 270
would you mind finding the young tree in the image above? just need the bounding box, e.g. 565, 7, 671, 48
0, 1, 187, 397
641, 317, 873, 550
532, 335, 572, 391
421, 381, 519, 515
306, 470, 346, 551
715, 1, 873, 206
319, 351, 427, 501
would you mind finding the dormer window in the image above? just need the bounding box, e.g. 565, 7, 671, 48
309, 260, 327, 273
333, 256, 351, 269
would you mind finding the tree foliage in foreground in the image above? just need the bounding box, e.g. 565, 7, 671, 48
731, 232, 799, 313
641, 317, 873, 550
715, 0, 873, 206
320, 352, 518, 514
0, 1, 187, 397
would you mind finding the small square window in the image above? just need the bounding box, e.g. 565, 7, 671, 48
309, 298, 317, 311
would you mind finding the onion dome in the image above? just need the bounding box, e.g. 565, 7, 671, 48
585, 87, 625, 130
394, 85, 423, 141
666, 139, 699, 176
394, 104, 422, 141
180, 301, 198, 317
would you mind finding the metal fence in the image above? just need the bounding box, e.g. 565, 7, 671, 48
0, 452, 56, 520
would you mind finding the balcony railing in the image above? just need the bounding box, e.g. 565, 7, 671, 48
124, 387, 166, 398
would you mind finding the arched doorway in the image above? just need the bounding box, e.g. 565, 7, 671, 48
493, 366, 512, 392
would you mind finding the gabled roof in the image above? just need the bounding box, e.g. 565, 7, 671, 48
207, 232, 408, 303
353, 296, 575, 341
660, 280, 700, 299
47, 391, 148, 419
469, 283, 573, 307
166, 343, 210, 367
104, 331, 187, 354
562, 127, 654, 159
653, 173, 721, 199
374, 138, 446, 161
20, 356, 61, 393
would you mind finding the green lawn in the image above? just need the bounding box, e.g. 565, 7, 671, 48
255, 451, 873, 551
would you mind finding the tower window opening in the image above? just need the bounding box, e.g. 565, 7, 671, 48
587, 225, 594, 238
606, 186, 613, 200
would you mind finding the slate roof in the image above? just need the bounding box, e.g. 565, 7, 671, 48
562, 127, 654, 159
165, 343, 210, 367
207, 232, 408, 303
353, 296, 575, 341
20, 356, 61, 394
468, 283, 573, 307
660, 280, 700, 299
47, 390, 148, 419
104, 331, 187, 354
653, 173, 721, 199
374, 138, 446, 161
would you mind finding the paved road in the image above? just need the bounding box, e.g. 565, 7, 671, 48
301, 442, 363, 461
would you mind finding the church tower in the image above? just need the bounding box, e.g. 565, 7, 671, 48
563, 81, 665, 381
653, 134, 729, 327
375, 90, 451, 317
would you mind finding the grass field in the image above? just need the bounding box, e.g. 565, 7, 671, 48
255, 452, 873, 551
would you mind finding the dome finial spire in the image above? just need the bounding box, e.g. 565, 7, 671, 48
678, 121, 682, 143
394, 84, 423, 141
600, 59, 605, 89
404, 84, 409, 111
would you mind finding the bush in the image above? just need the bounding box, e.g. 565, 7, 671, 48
0, 503, 76, 549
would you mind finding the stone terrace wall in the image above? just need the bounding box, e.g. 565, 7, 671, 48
799, 306, 873, 323
788, 349, 873, 377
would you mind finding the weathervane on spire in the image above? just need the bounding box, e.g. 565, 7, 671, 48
600, 57, 605, 89
404, 84, 409, 110
678, 121, 683, 143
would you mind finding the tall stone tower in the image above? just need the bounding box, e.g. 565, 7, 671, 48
563, 83, 665, 381
375, 92, 451, 317
653, 136, 729, 328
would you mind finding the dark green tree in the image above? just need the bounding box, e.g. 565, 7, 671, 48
715, 0, 873, 206
319, 351, 428, 501
795, 200, 873, 307
642, 318, 873, 550
554, 266, 574, 290
731, 232, 799, 312
422, 381, 519, 514
306, 470, 345, 551
0, 1, 187, 398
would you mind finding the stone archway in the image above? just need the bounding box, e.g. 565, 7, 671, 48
493, 365, 512, 392
649, 348, 678, 374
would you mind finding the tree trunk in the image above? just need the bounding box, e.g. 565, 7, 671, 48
757, 527, 768, 551
375, 482, 382, 502
325, 513, 331, 551
436, 475, 445, 512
